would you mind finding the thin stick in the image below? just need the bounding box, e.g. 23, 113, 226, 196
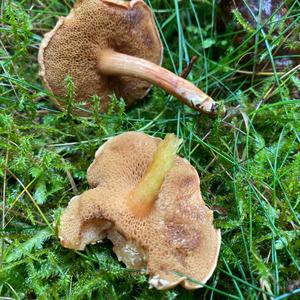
61, 157, 78, 195
236, 69, 285, 76
263, 64, 300, 102
1, 151, 8, 266
181, 56, 198, 79
5, 210, 45, 227
5, 168, 53, 232
63, 0, 72, 9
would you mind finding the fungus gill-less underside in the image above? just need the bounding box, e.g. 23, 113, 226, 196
58, 132, 221, 290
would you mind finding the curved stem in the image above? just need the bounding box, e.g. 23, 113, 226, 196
97, 49, 217, 114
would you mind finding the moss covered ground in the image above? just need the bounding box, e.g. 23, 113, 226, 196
0, 0, 299, 299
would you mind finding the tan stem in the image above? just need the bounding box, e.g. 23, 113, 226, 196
127, 134, 182, 218
97, 49, 217, 114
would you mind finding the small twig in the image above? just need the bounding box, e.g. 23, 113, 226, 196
5, 178, 37, 218
203, 156, 217, 174
4, 168, 53, 232
211, 205, 228, 217
181, 56, 198, 79
63, 0, 72, 9
221, 121, 247, 136
36, 110, 51, 116
33, 96, 45, 102
47, 139, 97, 148
212, 152, 234, 180
235, 69, 285, 76
263, 64, 300, 102
5, 210, 45, 227
202, 129, 211, 141
60, 157, 79, 195
1, 151, 9, 266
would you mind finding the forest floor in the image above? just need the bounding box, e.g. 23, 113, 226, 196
0, 0, 299, 299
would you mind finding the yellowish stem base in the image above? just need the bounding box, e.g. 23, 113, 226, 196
127, 134, 182, 218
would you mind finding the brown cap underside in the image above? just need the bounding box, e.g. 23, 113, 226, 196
58, 132, 221, 289
38, 0, 163, 114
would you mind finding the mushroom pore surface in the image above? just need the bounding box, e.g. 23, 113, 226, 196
39, 0, 162, 113
59, 132, 221, 289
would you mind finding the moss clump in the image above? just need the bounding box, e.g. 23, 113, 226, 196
0, 0, 299, 299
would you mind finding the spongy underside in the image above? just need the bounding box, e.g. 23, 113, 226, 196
59, 132, 221, 289
39, 0, 163, 112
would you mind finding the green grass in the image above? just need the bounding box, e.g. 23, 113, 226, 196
1, 0, 300, 299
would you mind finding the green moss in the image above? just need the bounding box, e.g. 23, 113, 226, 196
0, 0, 299, 299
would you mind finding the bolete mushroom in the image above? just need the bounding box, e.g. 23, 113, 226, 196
58, 132, 221, 289
38, 0, 217, 114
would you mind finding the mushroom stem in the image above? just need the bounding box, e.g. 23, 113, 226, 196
97, 49, 216, 114
127, 134, 182, 218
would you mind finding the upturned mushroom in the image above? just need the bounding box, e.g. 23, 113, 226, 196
38, 0, 217, 114
58, 132, 221, 289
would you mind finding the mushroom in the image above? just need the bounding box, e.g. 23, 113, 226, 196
38, 0, 217, 115
58, 132, 221, 289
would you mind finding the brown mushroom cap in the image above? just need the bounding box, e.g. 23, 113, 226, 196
38, 0, 163, 113
59, 132, 221, 289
